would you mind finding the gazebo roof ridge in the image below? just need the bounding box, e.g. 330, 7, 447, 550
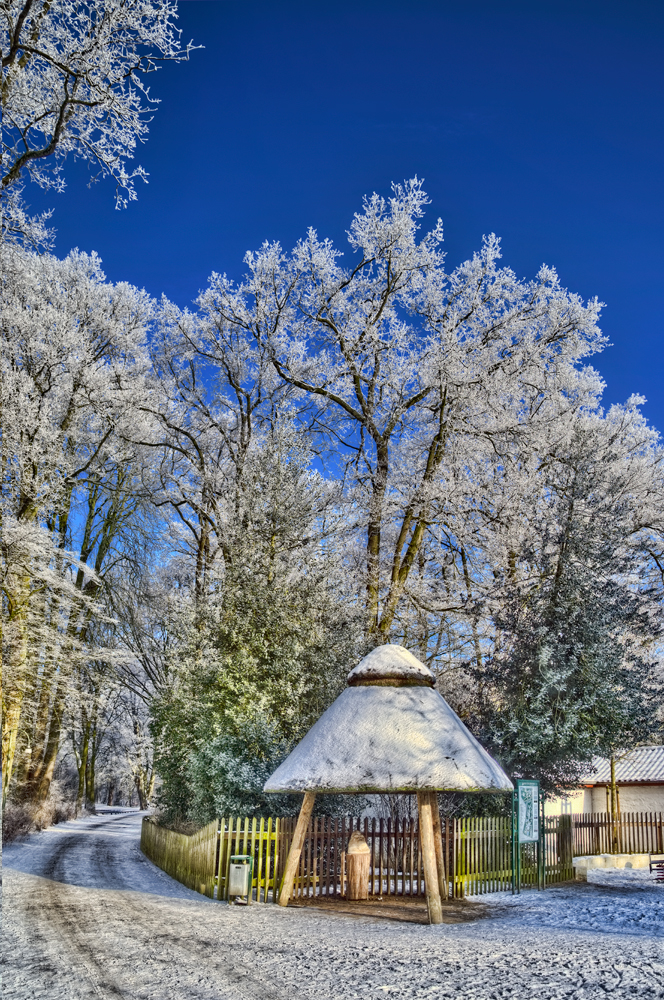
347, 644, 435, 687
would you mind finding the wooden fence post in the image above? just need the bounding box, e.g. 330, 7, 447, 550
278, 791, 316, 907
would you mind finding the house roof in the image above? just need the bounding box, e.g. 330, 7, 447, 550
580, 746, 664, 785
264, 644, 513, 795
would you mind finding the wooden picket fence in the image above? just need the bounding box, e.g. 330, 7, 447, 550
286, 816, 425, 900
286, 814, 579, 899
140, 817, 219, 896
217, 815, 285, 902
141, 815, 290, 903
141, 811, 576, 902
572, 812, 664, 856
141, 810, 663, 903
282, 814, 569, 899
454, 816, 515, 894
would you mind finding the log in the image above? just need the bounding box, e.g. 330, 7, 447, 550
346, 830, 370, 900
278, 791, 316, 906
431, 792, 448, 900
417, 790, 443, 924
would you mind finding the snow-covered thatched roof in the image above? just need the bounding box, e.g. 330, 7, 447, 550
264, 645, 513, 794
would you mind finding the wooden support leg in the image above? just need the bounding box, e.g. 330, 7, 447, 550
417, 790, 443, 924
431, 792, 448, 901
278, 791, 316, 907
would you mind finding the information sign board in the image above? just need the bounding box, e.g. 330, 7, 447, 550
516, 779, 540, 843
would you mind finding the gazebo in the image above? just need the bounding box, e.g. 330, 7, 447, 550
264, 644, 513, 923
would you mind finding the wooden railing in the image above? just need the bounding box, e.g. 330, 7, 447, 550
141, 810, 663, 903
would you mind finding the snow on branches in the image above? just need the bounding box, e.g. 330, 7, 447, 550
3, 180, 663, 813
1, 0, 198, 246
1, 247, 155, 804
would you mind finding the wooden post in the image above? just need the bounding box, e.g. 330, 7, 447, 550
417, 791, 443, 924
430, 792, 448, 901
278, 791, 316, 907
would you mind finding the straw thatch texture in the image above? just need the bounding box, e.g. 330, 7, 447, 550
264, 675, 513, 794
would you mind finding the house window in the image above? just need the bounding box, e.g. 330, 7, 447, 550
561, 797, 573, 815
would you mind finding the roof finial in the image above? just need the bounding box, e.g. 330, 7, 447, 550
347, 644, 435, 688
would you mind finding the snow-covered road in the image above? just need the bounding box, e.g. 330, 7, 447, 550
3, 810, 663, 999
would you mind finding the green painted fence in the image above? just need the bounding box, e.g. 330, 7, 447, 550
216, 815, 285, 902
451, 815, 574, 896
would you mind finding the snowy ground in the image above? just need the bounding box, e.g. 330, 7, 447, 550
3, 811, 663, 1000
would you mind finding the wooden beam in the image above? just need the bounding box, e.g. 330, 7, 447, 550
278, 791, 316, 907
431, 792, 448, 900
417, 791, 443, 924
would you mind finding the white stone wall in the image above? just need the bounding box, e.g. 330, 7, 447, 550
590, 784, 664, 814
544, 787, 592, 816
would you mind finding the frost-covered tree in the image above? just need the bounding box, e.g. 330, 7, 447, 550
468, 402, 664, 790
150, 425, 365, 822
471, 572, 661, 795
1, 0, 196, 243
1, 0, 195, 199
1, 247, 154, 803
194, 178, 607, 647
137, 291, 290, 601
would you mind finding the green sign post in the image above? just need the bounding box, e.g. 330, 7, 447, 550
511, 779, 545, 893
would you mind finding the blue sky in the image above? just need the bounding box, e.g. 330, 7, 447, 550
31, 0, 664, 429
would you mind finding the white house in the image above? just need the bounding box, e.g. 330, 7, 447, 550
545, 745, 664, 815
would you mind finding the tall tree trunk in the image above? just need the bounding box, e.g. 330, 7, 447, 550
85, 741, 96, 810
366, 440, 389, 639
75, 725, 90, 812
375, 391, 448, 640
2, 577, 31, 805
134, 766, 151, 810
461, 547, 483, 673
9, 646, 41, 793
24, 650, 59, 795
31, 674, 67, 802
610, 754, 620, 852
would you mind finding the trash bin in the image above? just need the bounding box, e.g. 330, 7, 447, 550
346, 830, 370, 900
229, 854, 254, 902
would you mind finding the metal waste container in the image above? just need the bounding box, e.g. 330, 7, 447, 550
229, 854, 253, 902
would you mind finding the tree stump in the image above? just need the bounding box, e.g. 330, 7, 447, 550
346, 830, 370, 900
